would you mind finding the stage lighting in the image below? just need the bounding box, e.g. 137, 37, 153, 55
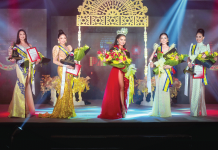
166, 0, 188, 44
10, 126, 23, 146
149, 0, 182, 44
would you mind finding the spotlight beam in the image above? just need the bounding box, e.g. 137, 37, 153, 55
149, 0, 182, 44
166, 1, 183, 34
167, 0, 187, 44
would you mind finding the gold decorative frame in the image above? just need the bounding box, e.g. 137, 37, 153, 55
77, 0, 148, 27
76, 0, 149, 102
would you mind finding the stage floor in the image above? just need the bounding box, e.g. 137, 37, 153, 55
1, 100, 218, 123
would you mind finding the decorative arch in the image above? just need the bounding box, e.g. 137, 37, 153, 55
77, 0, 148, 27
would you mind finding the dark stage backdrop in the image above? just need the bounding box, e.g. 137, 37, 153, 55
0, 9, 47, 104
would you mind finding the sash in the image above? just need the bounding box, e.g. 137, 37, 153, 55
191, 44, 196, 55
60, 65, 67, 98
58, 46, 70, 97
15, 46, 27, 58
59, 45, 69, 56
202, 67, 208, 85
184, 44, 196, 96
163, 68, 173, 92
191, 44, 208, 85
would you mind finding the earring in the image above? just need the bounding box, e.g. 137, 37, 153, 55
58, 41, 60, 44
117, 41, 119, 45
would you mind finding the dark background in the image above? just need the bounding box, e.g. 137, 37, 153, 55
0, 0, 217, 104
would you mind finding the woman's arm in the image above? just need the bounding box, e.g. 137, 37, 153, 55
149, 49, 156, 68
149, 43, 160, 68
53, 45, 63, 66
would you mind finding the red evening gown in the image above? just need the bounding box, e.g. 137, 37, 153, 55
98, 67, 129, 119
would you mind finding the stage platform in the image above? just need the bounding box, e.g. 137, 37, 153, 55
1, 100, 218, 149
0, 100, 218, 123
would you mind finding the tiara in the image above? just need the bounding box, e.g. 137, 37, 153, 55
117, 28, 128, 36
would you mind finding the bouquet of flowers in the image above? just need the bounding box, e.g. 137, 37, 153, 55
97, 45, 132, 72
60, 45, 90, 67
74, 44, 91, 61
190, 51, 218, 68
153, 44, 188, 75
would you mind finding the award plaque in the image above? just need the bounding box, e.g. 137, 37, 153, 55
193, 64, 204, 79
66, 64, 82, 76
26, 47, 41, 62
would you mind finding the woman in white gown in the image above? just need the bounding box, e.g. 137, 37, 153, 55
149, 33, 175, 117
187, 29, 210, 116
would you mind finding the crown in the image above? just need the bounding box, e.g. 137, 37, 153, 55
117, 28, 128, 36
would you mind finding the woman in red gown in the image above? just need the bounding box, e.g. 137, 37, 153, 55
98, 34, 129, 119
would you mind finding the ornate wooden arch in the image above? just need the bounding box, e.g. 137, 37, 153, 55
77, 0, 148, 27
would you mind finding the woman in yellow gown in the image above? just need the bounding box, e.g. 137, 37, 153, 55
39, 30, 76, 118
8, 29, 40, 118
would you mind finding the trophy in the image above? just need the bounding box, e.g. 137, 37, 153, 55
183, 67, 196, 75
8, 43, 22, 60
60, 50, 75, 67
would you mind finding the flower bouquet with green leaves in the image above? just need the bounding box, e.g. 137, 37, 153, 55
97, 45, 133, 73
74, 44, 91, 61
190, 51, 218, 68
153, 44, 188, 76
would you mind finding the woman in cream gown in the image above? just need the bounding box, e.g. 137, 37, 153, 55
187, 29, 210, 116
8, 29, 40, 118
149, 33, 174, 117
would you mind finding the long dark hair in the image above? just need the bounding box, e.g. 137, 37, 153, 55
159, 33, 169, 46
196, 28, 205, 37
112, 34, 126, 48
15, 29, 29, 45
58, 29, 67, 38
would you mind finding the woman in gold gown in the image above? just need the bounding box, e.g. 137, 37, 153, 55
8, 29, 40, 118
39, 30, 76, 119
